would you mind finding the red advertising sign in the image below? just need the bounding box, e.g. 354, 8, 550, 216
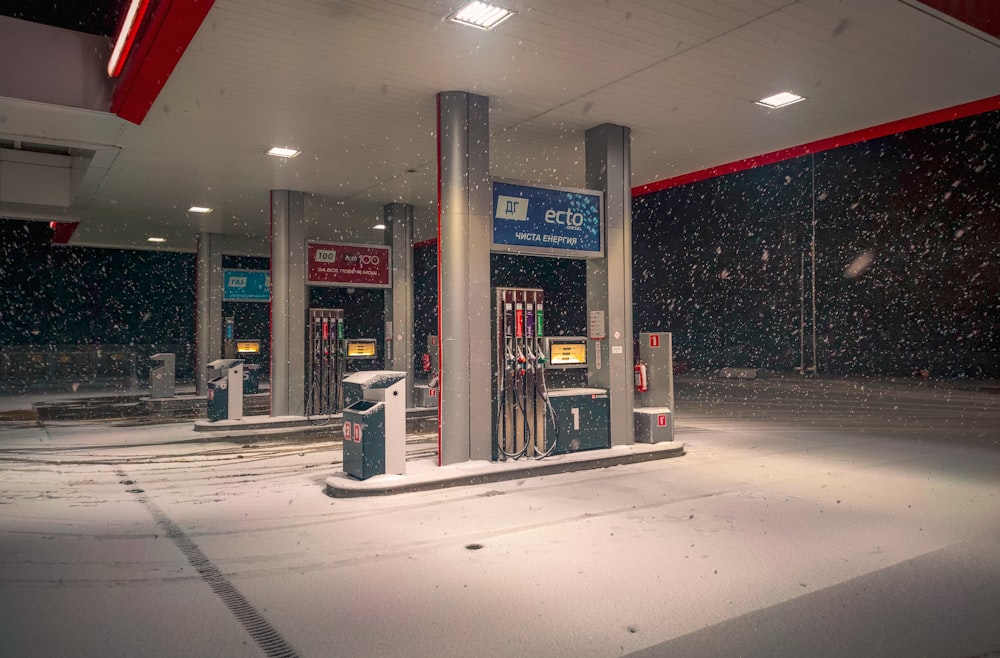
307, 242, 391, 288
649, 334, 660, 348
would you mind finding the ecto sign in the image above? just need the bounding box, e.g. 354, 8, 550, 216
545, 208, 585, 227
492, 179, 603, 259
307, 242, 391, 288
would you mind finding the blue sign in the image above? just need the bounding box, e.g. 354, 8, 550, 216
492, 180, 603, 258
223, 269, 270, 302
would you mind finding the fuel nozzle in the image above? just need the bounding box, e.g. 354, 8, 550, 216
505, 345, 517, 372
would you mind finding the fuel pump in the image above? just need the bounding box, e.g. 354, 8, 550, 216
306, 308, 346, 422
223, 316, 236, 359
493, 288, 558, 460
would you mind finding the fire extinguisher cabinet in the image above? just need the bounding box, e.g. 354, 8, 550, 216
634, 408, 673, 443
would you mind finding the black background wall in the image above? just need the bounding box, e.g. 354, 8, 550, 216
3, 110, 998, 380
633, 109, 1000, 377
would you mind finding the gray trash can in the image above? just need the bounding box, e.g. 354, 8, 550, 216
206, 359, 244, 422
342, 400, 387, 480
149, 353, 175, 398
340, 371, 407, 480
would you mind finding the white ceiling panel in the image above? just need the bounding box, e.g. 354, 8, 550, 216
0, 0, 996, 250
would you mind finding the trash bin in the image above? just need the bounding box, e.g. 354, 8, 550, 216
243, 363, 261, 395
340, 371, 407, 480
206, 359, 244, 422
149, 353, 175, 398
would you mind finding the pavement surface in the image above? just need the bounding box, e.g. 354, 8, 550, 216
1, 375, 999, 657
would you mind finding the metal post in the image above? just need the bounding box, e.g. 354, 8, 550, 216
585, 123, 635, 447
270, 190, 308, 416
437, 91, 492, 465
195, 232, 223, 396
383, 203, 415, 406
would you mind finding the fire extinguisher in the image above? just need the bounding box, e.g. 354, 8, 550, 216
421, 353, 431, 372
634, 362, 648, 392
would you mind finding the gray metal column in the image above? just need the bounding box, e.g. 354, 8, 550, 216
586, 123, 634, 446
195, 232, 223, 395
270, 190, 308, 417
383, 202, 415, 406
437, 91, 492, 465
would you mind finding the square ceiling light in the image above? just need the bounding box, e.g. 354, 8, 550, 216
188, 206, 213, 214
448, 1, 516, 30
267, 146, 301, 158
755, 91, 806, 109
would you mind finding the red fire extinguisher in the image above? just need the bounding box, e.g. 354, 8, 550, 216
634, 362, 648, 392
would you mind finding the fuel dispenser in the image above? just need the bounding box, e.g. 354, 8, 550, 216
634, 331, 675, 442
541, 336, 611, 453
492, 288, 558, 459
344, 338, 379, 371
306, 308, 346, 419
236, 340, 262, 394
223, 316, 236, 359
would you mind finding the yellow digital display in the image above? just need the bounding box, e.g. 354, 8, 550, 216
549, 341, 587, 366
236, 341, 260, 354
346, 340, 377, 358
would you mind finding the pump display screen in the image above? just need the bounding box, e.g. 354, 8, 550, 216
346, 340, 377, 358
546, 338, 588, 369
236, 340, 260, 354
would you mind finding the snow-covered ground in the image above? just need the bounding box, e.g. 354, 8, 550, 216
2, 378, 999, 657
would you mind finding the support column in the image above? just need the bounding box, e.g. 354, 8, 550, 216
195, 232, 223, 395
437, 91, 492, 465
270, 190, 308, 417
586, 124, 634, 446
383, 203, 415, 406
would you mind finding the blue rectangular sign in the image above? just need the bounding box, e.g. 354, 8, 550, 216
492, 180, 603, 259
223, 269, 270, 302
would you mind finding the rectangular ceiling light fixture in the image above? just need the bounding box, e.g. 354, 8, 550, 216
108, 0, 153, 77
147, 236, 166, 243
755, 91, 806, 109
448, 1, 516, 30
267, 146, 301, 158
188, 206, 213, 213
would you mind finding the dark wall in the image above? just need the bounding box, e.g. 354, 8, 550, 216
633, 110, 1000, 377
0, 220, 196, 348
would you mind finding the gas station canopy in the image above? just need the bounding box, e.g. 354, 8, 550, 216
0, 0, 998, 250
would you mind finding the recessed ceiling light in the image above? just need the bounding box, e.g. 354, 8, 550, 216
188, 206, 213, 214
147, 237, 166, 243
373, 224, 387, 230
447, 1, 516, 30
755, 92, 806, 109
267, 146, 301, 158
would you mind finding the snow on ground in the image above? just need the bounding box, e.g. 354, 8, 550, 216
2, 378, 1000, 657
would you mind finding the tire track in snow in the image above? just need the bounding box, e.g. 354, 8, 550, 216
118, 468, 299, 658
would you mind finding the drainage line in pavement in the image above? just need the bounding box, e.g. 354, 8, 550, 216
122, 474, 299, 658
